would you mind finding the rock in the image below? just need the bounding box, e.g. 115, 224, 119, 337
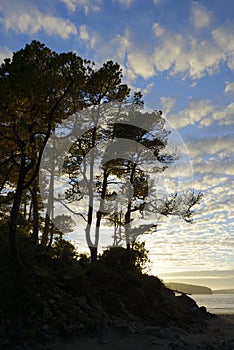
98, 327, 113, 344
168, 326, 188, 337
177, 294, 199, 311
199, 306, 207, 313
169, 342, 187, 349
128, 322, 140, 334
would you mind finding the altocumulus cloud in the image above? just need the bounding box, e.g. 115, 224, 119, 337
0, 0, 77, 39
152, 21, 226, 79
191, 1, 212, 29
164, 97, 234, 130
90, 2, 234, 84
60, 0, 102, 13
187, 135, 233, 158
225, 81, 234, 96
0, 47, 13, 64
79, 24, 98, 48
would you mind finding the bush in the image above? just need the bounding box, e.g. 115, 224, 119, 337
99, 242, 150, 273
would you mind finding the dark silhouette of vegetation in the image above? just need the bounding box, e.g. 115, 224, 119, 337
0, 41, 207, 348
165, 282, 213, 295
0, 232, 212, 348
61, 103, 202, 261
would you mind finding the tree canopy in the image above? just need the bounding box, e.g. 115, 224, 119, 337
0, 41, 212, 350
0, 41, 137, 264
0, 40, 202, 267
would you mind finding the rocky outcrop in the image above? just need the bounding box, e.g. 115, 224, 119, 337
165, 282, 213, 295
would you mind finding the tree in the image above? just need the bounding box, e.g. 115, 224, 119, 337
56, 90, 142, 262
0, 40, 89, 267
54, 103, 202, 262
0, 40, 202, 267
0, 41, 139, 266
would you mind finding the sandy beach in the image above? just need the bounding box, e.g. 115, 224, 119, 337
46, 314, 234, 350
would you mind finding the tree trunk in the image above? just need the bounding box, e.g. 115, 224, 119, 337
41, 162, 54, 246
124, 164, 136, 250
93, 169, 108, 261
124, 164, 136, 270
41, 214, 50, 246
48, 222, 54, 248
8, 156, 26, 268
30, 181, 39, 242
23, 192, 27, 219
85, 126, 96, 261
89, 246, 97, 263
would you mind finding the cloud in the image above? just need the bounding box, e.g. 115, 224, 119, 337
145, 163, 234, 274
212, 25, 234, 70
91, 29, 142, 85
79, 24, 98, 48
101, 32, 130, 63
167, 99, 215, 129
0, 0, 77, 39
85, 3, 228, 82
204, 102, 234, 127
152, 21, 226, 79
225, 81, 234, 96
0, 47, 13, 64
166, 98, 234, 129
189, 134, 233, 162
149, 18, 234, 81
96, 29, 155, 80
160, 96, 176, 115
197, 158, 233, 177
191, 2, 212, 29
141, 82, 154, 96
153, 25, 186, 73
40, 16, 77, 39
76, 3, 234, 84
127, 50, 155, 79
114, 0, 133, 7
153, 0, 162, 5
61, 0, 102, 13
212, 25, 234, 52
79, 24, 89, 41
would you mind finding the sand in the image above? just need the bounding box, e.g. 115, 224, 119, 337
47, 314, 234, 350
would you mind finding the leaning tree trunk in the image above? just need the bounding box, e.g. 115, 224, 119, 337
8, 156, 26, 269
124, 164, 136, 270
94, 169, 108, 262
30, 181, 39, 242
125, 202, 132, 252
41, 157, 54, 247
85, 127, 97, 262
124, 164, 136, 251
89, 246, 98, 263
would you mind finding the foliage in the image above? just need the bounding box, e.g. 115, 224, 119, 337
0, 41, 206, 347
62, 104, 202, 257
0, 229, 148, 344
99, 241, 150, 273
0, 226, 210, 347
0, 40, 141, 262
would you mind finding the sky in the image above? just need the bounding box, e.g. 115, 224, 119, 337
0, 0, 233, 289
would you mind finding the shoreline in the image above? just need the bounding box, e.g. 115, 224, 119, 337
44, 314, 234, 350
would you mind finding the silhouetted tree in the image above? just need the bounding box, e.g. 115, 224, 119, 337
0, 40, 88, 266
62, 105, 202, 261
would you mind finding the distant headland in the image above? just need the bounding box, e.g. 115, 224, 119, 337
165, 282, 234, 295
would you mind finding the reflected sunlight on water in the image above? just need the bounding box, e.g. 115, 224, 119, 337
192, 294, 234, 314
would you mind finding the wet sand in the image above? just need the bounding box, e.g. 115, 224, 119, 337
47, 314, 234, 350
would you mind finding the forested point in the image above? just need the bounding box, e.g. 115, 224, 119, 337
0, 41, 207, 348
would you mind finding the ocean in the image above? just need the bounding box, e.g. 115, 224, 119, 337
191, 294, 234, 314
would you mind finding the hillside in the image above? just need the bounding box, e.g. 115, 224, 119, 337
0, 238, 213, 348
165, 282, 213, 295
213, 289, 234, 294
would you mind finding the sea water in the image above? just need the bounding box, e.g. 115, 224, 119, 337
191, 294, 234, 314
